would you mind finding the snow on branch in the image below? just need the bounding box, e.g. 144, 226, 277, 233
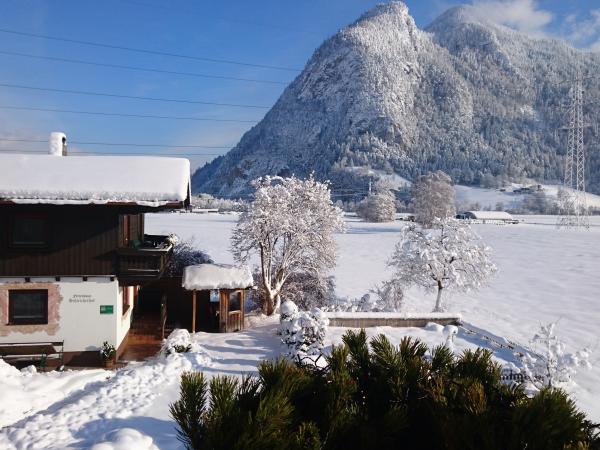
231, 175, 345, 315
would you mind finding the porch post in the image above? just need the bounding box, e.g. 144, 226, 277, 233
192, 290, 197, 333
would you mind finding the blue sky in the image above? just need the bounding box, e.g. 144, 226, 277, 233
1, 0, 600, 170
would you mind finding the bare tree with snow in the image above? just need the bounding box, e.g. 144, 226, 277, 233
388, 218, 496, 312
410, 170, 456, 228
231, 175, 345, 315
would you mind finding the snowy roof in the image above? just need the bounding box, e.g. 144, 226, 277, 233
0, 154, 190, 207
182, 264, 254, 291
464, 211, 514, 220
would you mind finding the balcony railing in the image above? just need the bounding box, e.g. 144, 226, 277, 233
117, 234, 173, 282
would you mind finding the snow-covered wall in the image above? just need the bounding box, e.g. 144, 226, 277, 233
0, 277, 130, 352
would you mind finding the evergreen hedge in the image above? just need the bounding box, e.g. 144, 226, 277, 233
170, 330, 599, 450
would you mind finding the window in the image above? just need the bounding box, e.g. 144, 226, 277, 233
228, 291, 241, 312
8, 290, 48, 325
11, 216, 48, 247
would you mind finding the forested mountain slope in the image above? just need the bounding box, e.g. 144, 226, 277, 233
192, 2, 600, 197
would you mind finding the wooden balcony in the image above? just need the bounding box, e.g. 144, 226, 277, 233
117, 234, 173, 283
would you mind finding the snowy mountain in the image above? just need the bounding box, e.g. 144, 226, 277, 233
192, 2, 600, 198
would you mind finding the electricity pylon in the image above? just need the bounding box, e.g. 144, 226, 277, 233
557, 73, 589, 229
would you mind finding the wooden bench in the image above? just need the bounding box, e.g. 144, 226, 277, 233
0, 341, 64, 369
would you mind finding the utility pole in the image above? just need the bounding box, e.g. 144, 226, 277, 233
557, 71, 590, 229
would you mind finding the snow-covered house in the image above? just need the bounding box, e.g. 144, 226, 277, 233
0, 135, 191, 365
456, 211, 518, 224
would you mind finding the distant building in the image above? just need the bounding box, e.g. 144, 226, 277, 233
456, 211, 518, 224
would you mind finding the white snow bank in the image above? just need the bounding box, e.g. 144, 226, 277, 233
182, 263, 253, 290
90, 428, 159, 450
0, 154, 190, 207
0, 359, 108, 428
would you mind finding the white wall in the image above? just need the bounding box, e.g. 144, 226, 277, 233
116, 285, 133, 347
0, 277, 130, 352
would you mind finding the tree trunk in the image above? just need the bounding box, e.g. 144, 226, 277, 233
263, 289, 281, 316
433, 286, 444, 312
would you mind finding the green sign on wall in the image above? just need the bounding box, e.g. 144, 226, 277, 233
100, 305, 114, 314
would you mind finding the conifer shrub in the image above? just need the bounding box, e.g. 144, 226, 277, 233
170, 330, 599, 450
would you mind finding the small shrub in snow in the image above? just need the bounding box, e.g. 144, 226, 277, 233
100, 341, 116, 362
279, 300, 329, 362
172, 344, 192, 354
522, 322, 592, 389
162, 329, 195, 355
251, 269, 337, 310
325, 292, 390, 312
369, 279, 404, 311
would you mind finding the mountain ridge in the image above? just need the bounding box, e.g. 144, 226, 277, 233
192, 1, 600, 198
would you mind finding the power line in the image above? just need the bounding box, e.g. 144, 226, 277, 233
0, 105, 258, 123
0, 82, 272, 109
0, 148, 224, 156
122, 0, 318, 36
0, 137, 232, 149
0, 28, 301, 72
0, 50, 289, 85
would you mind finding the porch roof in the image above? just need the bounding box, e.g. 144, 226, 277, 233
182, 263, 253, 291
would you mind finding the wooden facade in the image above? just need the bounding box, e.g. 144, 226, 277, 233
0, 204, 172, 282
193, 288, 245, 333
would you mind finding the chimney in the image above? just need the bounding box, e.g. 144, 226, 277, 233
49, 132, 67, 156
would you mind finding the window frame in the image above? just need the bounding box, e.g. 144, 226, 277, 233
8, 289, 49, 325
8, 214, 51, 249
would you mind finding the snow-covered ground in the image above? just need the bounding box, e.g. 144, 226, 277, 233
2, 212, 599, 449
0, 319, 527, 450
147, 212, 600, 417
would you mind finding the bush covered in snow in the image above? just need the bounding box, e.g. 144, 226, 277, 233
279, 300, 329, 362
249, 269, 336, 311
163, 240, 213, 277
327, 281, 404, 313
522, 322, 592, 389
170, 330, 600, 450
161, 329, 197, 355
